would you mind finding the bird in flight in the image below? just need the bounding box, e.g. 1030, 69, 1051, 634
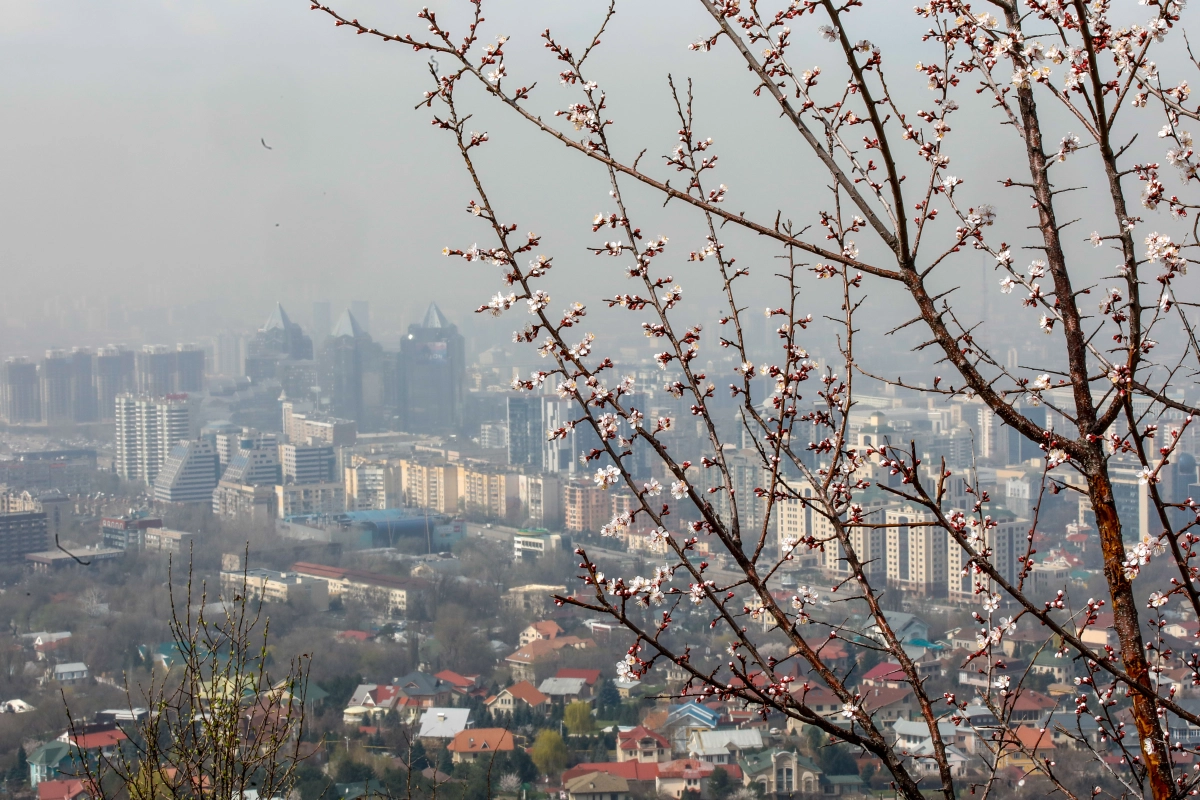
261, 138, 273, 150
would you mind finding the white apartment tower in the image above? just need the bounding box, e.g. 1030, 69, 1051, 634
884, 506, 948, 597
114, 395, 191, 485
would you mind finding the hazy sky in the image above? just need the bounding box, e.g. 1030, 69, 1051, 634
1, 1, 1194, 371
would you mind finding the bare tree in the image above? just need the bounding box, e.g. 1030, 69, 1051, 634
309, 1, 1200, 798
67, 558, 311, 800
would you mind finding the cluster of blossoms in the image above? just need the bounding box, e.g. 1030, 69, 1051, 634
1123, 533, 1167, 580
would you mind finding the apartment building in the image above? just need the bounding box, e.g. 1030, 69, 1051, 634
220, 568, 329, 607
400, 459, 460, 514
460, 466, 518, 519
290, 561, 418, 615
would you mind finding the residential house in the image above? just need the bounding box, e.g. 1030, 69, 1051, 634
739, 749, 813, 795
687, 729, 763, 766
616, 726, 670, 763
519, 620, 563, 647
434, 670, 486, 698
52, 663, 89, 685
556, 668, 601, 692
563, 772, 630, 800
1009, 689, 1056, 723
785, 685, 845, 734
892, 719, 975, 755
1039, 710, 1103, 749
860, 686, 914, 726
505, 636, 595, 682
344, 684, 403, 725
614, 679, 641, 698
561, 762, 660, 797
997, 726, 1056, 771
859, 661, 906, 689
868, 611, 930, 644
538, 676, 589, 706
394, 672, 454, 708
29, 741, 72, 787
417, 708, 471, 742
655, 759, 716, 799
1030, 652, 1071, 684
28, 631, 71, 661
446, 728, 515, 764
662, 701, 721, 754
36, 779, 90, 800
486, 681, 549, 715
900, 739, 970, 778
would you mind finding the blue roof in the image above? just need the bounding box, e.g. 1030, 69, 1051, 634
666, 700, 720, 727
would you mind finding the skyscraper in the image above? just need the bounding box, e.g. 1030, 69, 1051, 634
507, 394, 543, 469
1, 358, 40, 424
95, 346, 134, 422
175, 344, 205, 392
322, 310, 369, 427
39, 350, 73, 425
136, 345, 176, 397
244, 303, 314, 389
399, 303, 465, 434
70, 348, 97, 423
114, 395, 191, 485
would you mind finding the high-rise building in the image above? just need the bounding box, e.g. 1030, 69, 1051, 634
946, 507, 1021, 603
39, 350, 73, 425
114, 395, 192, 485
153, 440, 219, 504
0, 510, 49, 565
322, 310, 369, 426
220, 437, 281, 486
215, 332, 244, 377
245, 303, 314, 383
136, 345, 176, 397
398, 303, 465, 434
70, 348, 97, 423
280, 443, 336, 485
175, 344, 205, 392
95, 346, 134, 422
884, 506, 947, 597
507, 395, 543, 469
1, 358, 40, 424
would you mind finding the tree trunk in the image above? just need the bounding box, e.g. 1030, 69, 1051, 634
1089, 462, 1173, 798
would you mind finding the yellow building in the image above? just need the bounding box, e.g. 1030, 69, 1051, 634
400, 459, 460, 514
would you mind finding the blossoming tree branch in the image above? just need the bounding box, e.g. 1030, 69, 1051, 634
309, 1, 1200, 798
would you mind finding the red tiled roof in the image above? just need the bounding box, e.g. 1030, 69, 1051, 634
503, 680, 549, 707
37, 779, 89, 800
448, 728, 514, 754
1011, 690, 1056, 711
617, 725, 669, 750
435, 670, 479, 689
562, 761, 660, 783
556, 668, 601, 685
530, 620, 563, 637
860, 686, 914, 710
70, 729, 127, 750
861, 662, 906, 683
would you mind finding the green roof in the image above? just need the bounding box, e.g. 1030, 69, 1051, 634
29, 741, 71, 767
